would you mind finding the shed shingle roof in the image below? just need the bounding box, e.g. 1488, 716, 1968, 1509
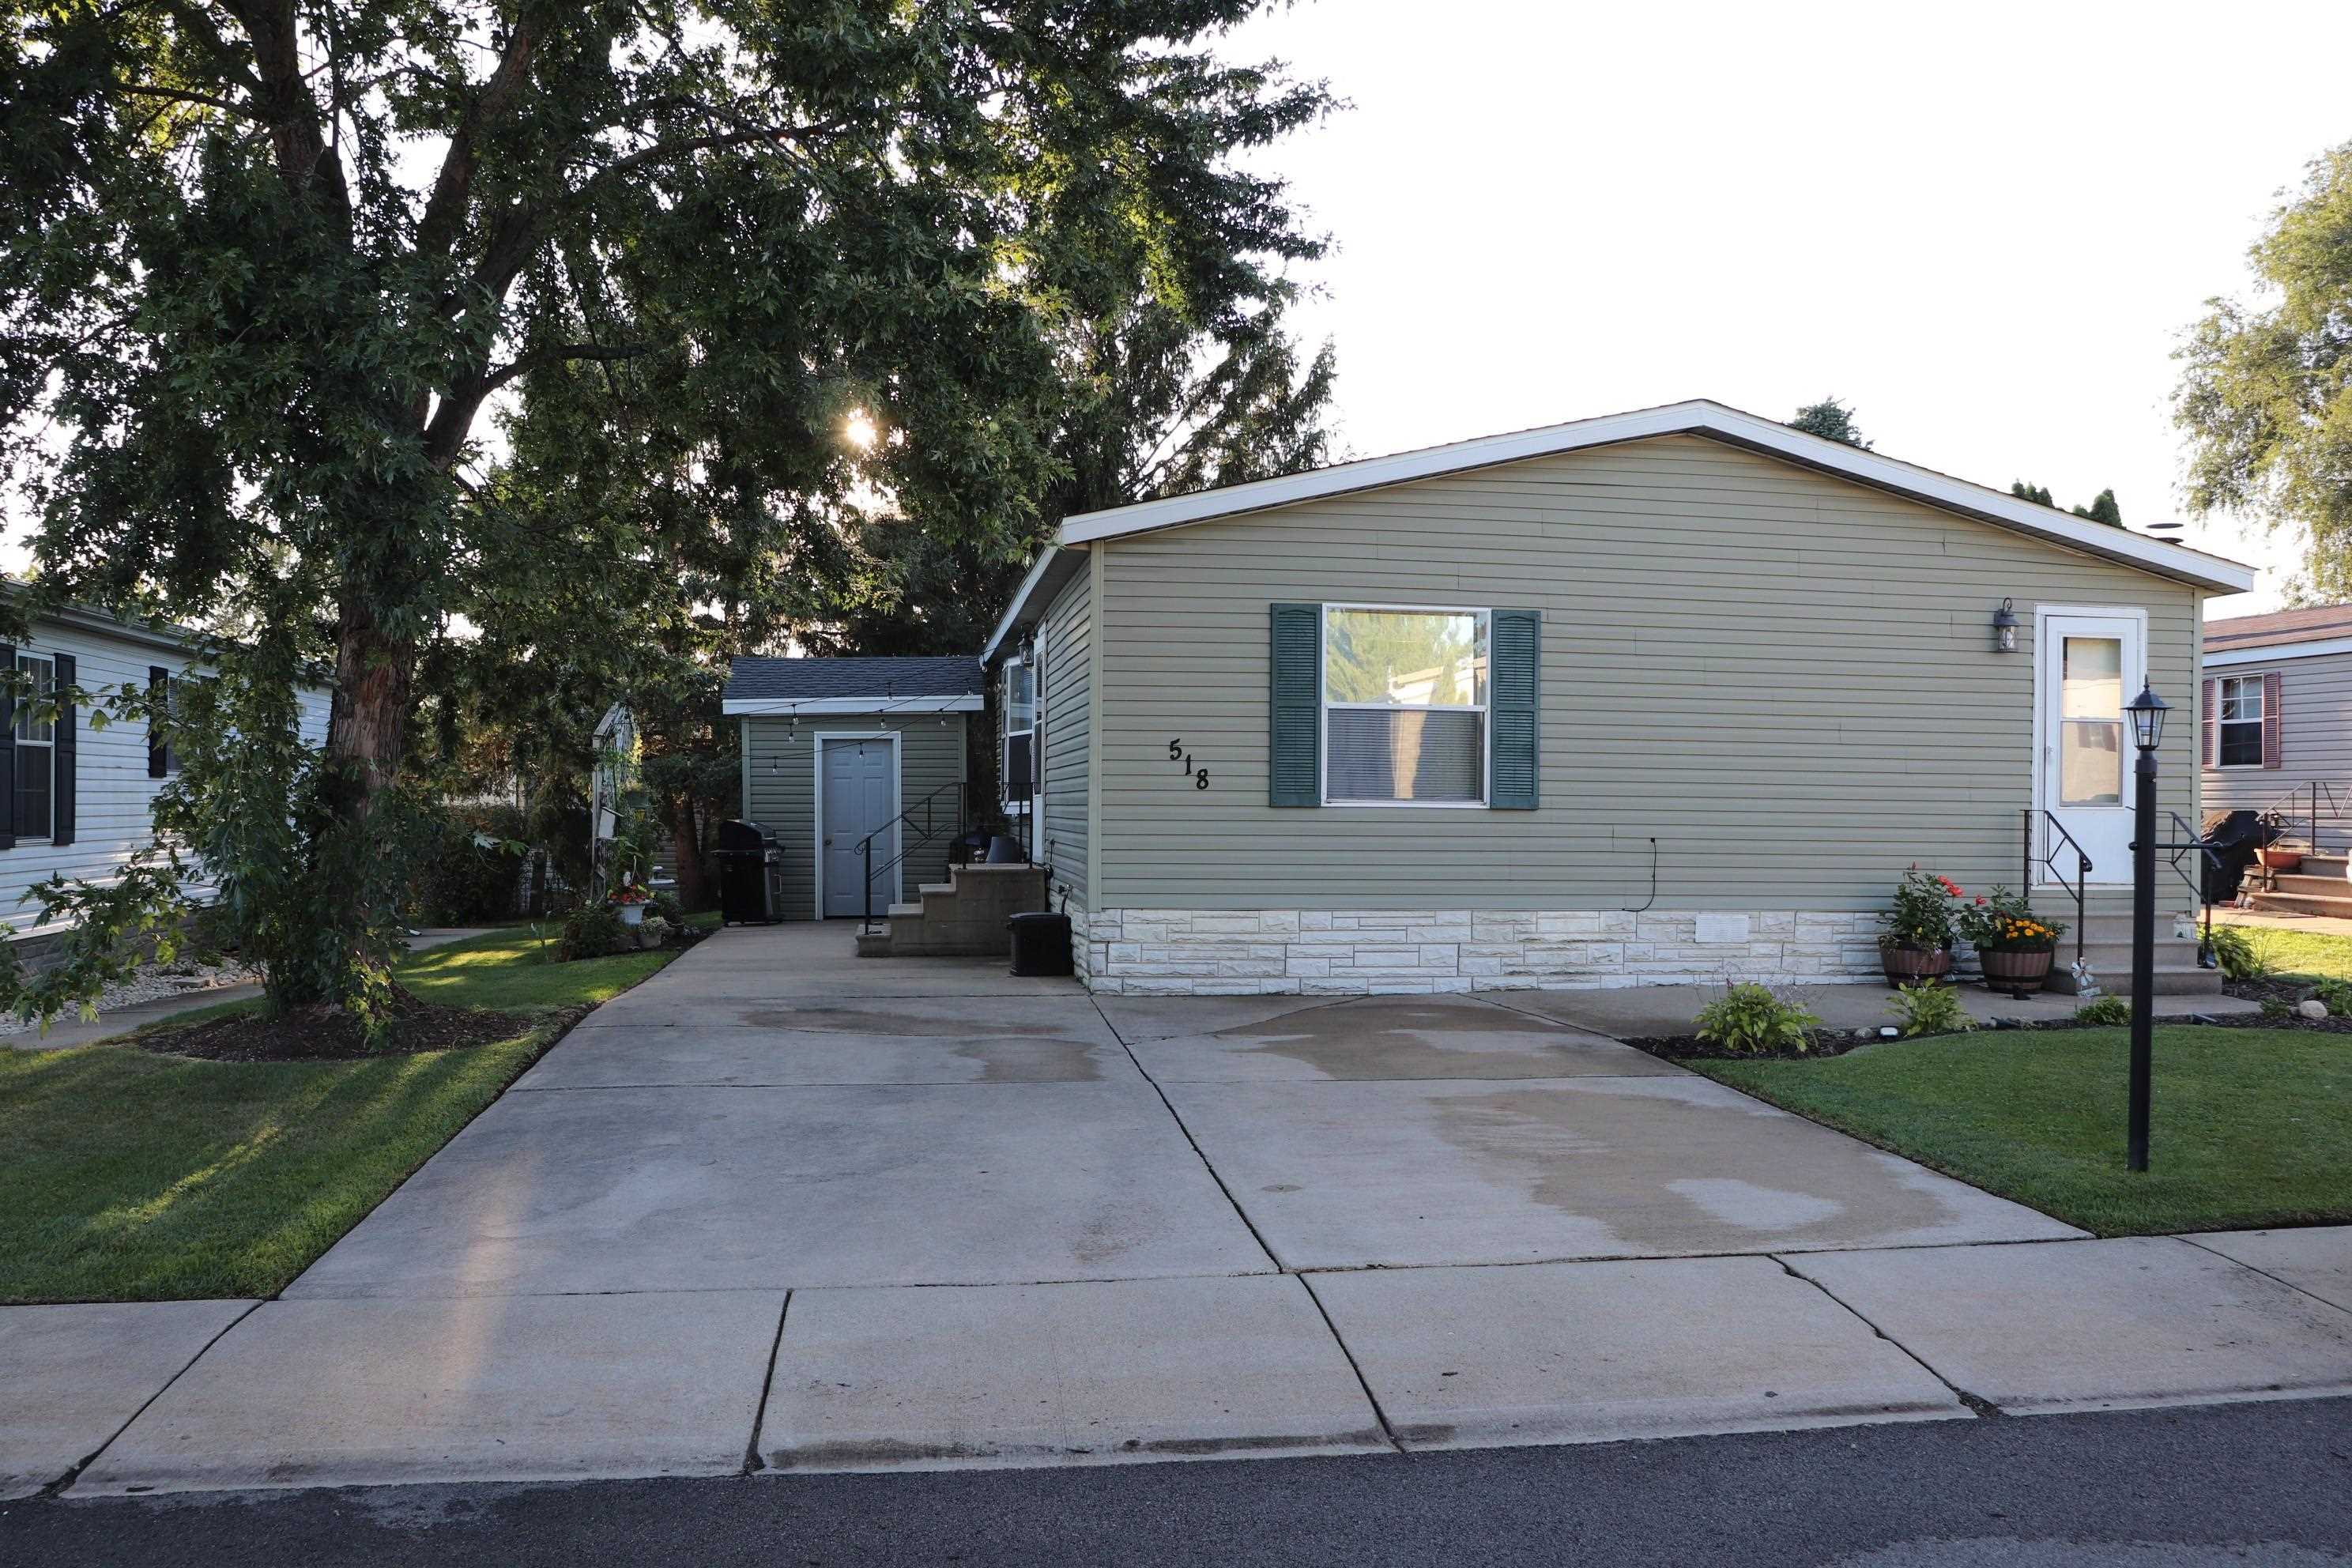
722, 655, 985, 704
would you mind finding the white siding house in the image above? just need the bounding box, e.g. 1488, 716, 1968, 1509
0, 597, 333, 954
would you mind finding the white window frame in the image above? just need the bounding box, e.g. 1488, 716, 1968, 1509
13, 652, 55, 843
2216, 673, 2267, 771
1001, 653, 1036, 817
1318, 601, 1492, 809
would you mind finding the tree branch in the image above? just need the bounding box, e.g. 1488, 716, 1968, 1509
415, 13, 545, 260
115, 80, 264, 122
478, 342, 658, 397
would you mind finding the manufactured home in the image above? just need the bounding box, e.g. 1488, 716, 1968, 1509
967, 400, 2252, 994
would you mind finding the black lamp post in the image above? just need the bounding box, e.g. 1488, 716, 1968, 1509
2124, 683, 2170, 1173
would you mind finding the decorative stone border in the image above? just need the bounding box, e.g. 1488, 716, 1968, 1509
1081, 908, 1886, 996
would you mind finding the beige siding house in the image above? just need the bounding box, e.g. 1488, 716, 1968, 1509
2203, 605, 2352, 853
982, 401, 2254, 994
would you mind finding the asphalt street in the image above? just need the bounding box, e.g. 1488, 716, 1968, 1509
5, 1396, 2348, 1566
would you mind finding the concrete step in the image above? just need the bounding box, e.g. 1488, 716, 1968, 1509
2047, 963, 2225, 997
2245, 890, 2352, 918
854, 929, 894, 959
2263, 873, 2352, 899
885, 902, 923, 918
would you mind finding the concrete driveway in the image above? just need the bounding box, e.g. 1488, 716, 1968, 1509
23, 925, 2352, 1496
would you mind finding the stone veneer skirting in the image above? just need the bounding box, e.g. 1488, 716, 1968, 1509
1078, 908, 1886, 996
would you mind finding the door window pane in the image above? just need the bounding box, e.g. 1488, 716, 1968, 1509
2060, 636, 2122, 719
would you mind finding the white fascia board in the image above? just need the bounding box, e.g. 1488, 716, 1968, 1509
722, 694, 984, 717
1053, 399, 2258, 594
2204, 637, 2352, 669
981, 548, 1060, 667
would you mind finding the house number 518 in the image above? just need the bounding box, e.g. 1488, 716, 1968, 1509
1167, 739, 1209, 790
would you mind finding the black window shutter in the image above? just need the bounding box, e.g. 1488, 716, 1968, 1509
1268, 604, 1322, 807
51, 653, 75, 846
1490, 609, 1542, 809
0, 643, 16, 850
149, 665, 169, 778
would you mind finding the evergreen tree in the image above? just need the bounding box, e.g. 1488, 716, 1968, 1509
1789, 398, 1871, 448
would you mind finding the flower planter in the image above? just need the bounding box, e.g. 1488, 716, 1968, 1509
616, 903, 646, 927
1879, 944, 1953, 988
1981, 948, 2055, 993
2257, 847, 2303, 873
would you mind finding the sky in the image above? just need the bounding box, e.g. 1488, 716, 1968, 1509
1218, 0, 2352, 617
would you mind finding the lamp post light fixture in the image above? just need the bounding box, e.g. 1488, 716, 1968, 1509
2123, 684, 2170, 1173
1992, 597, 2019, 653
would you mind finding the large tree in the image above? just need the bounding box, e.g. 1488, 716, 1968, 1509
1788, 398, 1870, 449
0, 0, 1331, 1015
2177, 140, 2352, 599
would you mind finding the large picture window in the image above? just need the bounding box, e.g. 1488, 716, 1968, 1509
13, 652, 55, 840
2217, 674, 2265, 768
1322, 606, 1488, 805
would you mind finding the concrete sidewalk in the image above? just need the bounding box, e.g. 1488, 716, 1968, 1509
3, 925, 2346, 1498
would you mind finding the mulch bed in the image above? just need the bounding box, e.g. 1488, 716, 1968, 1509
1623, 978, 2352, 1063
138, 997, 581, 1063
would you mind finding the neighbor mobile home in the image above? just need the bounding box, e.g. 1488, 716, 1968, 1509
971, 400, 2252, 994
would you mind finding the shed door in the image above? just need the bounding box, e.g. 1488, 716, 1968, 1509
2036, 612, 2142, 885
822, 738, 896, 918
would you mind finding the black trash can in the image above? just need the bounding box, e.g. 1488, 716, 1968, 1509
1008, 911, 1074, 977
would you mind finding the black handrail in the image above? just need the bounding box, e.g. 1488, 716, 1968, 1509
859, 780, 970, 931
2021, 807, 2093, 974
2166, 810, 2224, 967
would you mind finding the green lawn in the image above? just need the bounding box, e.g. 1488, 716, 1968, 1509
1697, 1026, 2352, 1236
0, 926, 693, 1304
2222, 922, 2352, 983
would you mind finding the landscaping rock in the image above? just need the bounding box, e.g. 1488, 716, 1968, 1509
2297, 999, 2328, 1020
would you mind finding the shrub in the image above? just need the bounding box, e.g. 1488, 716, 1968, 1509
2205, 924, 2273, 982
1885, 981, 1976, 1038
410, 805, 528, 925
649, 891, 684, 927
2073, 995, 2133, 1027
1694, 983, 1822, 1055
555, 903, 626, 962
1879, 865, 1964, 952
2315, 978, 2352, 1018
2260, 996, 2294, 1021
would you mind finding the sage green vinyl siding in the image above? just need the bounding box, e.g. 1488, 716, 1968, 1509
1038, 567, 1091, 909
2204, 646, 2352, 850
1095, 433, 2204, 911
743, 714, 970, 918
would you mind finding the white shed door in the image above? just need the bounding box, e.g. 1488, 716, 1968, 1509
2036, 611, 2142, 885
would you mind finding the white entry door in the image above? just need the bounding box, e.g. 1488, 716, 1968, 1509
2036, 610, 2143, 885
820, 737, 897, 918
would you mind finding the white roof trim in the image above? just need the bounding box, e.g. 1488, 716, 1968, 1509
1054, 399, 2256, 594
2205, 637, 2352, 669
722, 695, 984, 717
980, 548, 1061, 667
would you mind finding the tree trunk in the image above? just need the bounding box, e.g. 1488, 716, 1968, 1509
670, 797, 714, 911
326, 604, 415, 824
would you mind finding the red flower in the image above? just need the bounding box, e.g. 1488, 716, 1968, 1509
1976, 896, 1988, 905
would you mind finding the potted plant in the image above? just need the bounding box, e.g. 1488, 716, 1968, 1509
1958, 886, 2065, 993
1877, 865, 1961, 986
610, 881, 652, 927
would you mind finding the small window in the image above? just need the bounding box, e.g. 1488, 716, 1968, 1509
13, 653, 55, 840
2218, 674, 2265, 768
1322, 606, 1489, 805
1002, 658, 1035, 809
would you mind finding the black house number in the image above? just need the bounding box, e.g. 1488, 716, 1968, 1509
1167, 738, 1209, 790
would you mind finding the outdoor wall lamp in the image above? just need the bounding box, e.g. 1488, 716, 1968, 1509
1992, 597, 2018, 653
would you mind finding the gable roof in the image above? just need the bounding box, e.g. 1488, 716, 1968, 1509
2203, 604, 2352, 668
982, 399, 2256, 662
722, 654, 986, 716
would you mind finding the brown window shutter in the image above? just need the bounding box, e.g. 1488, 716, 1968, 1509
2201, 677, 2217, 768
2263, 670, 2284, 769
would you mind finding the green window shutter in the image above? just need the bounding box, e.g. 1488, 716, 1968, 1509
51, 653, 75, 846
1490, 609, 1541, 809
1268, 603, 1321, 807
